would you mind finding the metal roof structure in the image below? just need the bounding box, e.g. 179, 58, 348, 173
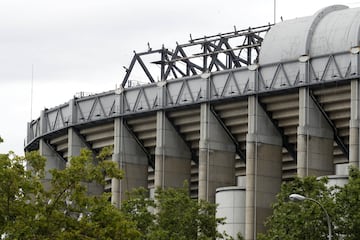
259, 5, 360, 64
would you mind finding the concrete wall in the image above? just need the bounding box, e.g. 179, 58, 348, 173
38, 109, 67, 188
297, 87, 334, 177
39, 138, 67, 188
350, 79, 360, 167
68, 127, 104, 196
198, 103, 236, 203
154, 111, 192, 189
112, 118, 148, 207
245, 96, 283, 240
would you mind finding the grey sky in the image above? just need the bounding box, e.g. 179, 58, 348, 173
1, 0, 359, 154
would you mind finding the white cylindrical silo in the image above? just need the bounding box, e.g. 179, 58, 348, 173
215, 186, 246, 239
326, 175, 348, 188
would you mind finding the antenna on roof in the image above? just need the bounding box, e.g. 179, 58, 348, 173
274, 0, 276, 24
30, 64, 34, 121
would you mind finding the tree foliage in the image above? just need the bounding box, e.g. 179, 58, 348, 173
5, 134, 360, 240
334, 167, 360, 240
258, 176, 336, 240
259, 168, 360, 240
122, 183, 230, 240
121, 187, 156, 238
0, 138, 228, 240
0, 144, 140, 240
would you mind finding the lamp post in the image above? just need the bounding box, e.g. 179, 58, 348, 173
289, 194, 332, 240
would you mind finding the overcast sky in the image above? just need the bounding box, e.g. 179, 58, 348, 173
1, 0, 360, 155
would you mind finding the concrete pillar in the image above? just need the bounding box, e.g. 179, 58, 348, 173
39, 139, 66, 189
112, 117, 149, 207
67, 98, 84, 162
68, 127, 104, 196
245, 96, 283, 240
68, 128, 86, 163
154, 111, 191, 189
38, 109, 66, 188
297, 87, 334, 177
198, 103, 236, 203
350, 79, 360, 167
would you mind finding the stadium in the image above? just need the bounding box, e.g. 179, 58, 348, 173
25, 5, 360, 239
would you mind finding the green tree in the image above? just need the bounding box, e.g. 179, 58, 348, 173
122, 183, 230, 240
334, 167, 360, 240
121, 187, 156, 238
0, 150, 45, 239
258, 176, 337, 240
0, 139, 140, 240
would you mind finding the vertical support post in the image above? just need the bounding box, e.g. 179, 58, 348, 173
198, 103, 236, 203
350, 79, 360, 167
297, 87, 334, 177
67, 128, 86, 163
68, 99, 104, 196
161, 46, 165, 81
38, 109, 66, 188
112, 117, 121, 207
39, 139, 67, 189
68, 99, 83, 165
69, 98, 77, 125
26, 122, 33, 145
245, 96, 283, 240
68, 126, 104, 196
154, 111, 192, 189
112, 117, 149, 207
67, 99, 82, 165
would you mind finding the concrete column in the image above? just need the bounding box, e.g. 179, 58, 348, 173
245, 96, 283, 240
68, 98, 77, 125
68, 128, 86, 163
67, 98, 84, 162
39, 139, 66, 189
112, 117, 148, 207
350, 79, 360, 167
154, 111, 191, 189
198, 103, 236, 203
38, 109, 66, 188
297, 87, 334, 177
67, 127, 104, 196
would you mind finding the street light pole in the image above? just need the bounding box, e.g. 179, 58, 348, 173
289, 193, 332, 240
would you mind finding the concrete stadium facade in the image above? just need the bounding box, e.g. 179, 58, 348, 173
26, 5, 360, 239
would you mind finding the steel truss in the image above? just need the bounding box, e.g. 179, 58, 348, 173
121, 24, 272, 87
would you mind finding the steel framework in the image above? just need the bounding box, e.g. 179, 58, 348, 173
121, 24, 272, 87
